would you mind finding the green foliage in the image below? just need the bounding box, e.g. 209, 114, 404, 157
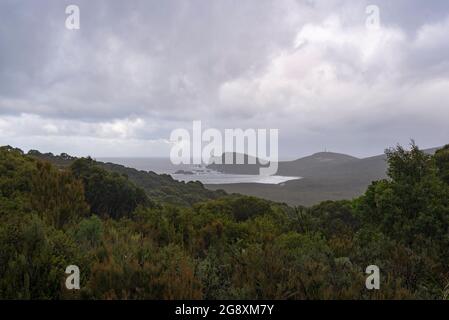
435, 144, 449, 184
70, 158, 152, 219
88, 161, 227, 207
0, 143, 449, 299
31, 161, 89, 228
74, 215, 103, 248
0, 215, 82, 299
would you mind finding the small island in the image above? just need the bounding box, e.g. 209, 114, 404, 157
174, 170, 195, 175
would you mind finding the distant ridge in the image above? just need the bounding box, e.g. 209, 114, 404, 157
206, 146, 442, 206
277, 152, 359, 177
207, 151, 358, 176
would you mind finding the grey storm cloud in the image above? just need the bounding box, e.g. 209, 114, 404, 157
0, 0, 448, 157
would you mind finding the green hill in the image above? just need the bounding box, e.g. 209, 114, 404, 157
27, 149, 227, 207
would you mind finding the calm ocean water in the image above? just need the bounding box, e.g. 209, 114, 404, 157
97, 157, 301, 185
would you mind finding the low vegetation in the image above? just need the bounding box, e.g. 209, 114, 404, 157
0, 143, 448, 299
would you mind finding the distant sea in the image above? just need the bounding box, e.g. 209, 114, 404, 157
97, 157, 301, 185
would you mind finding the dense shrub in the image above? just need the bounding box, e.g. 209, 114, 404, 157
0, 143, 448, 299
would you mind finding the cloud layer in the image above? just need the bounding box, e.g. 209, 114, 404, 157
0, 0, 448, 157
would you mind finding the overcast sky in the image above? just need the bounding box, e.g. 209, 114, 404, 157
1, 0, 448, 158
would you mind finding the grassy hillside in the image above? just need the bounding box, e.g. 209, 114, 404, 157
27, 149, 227, 207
